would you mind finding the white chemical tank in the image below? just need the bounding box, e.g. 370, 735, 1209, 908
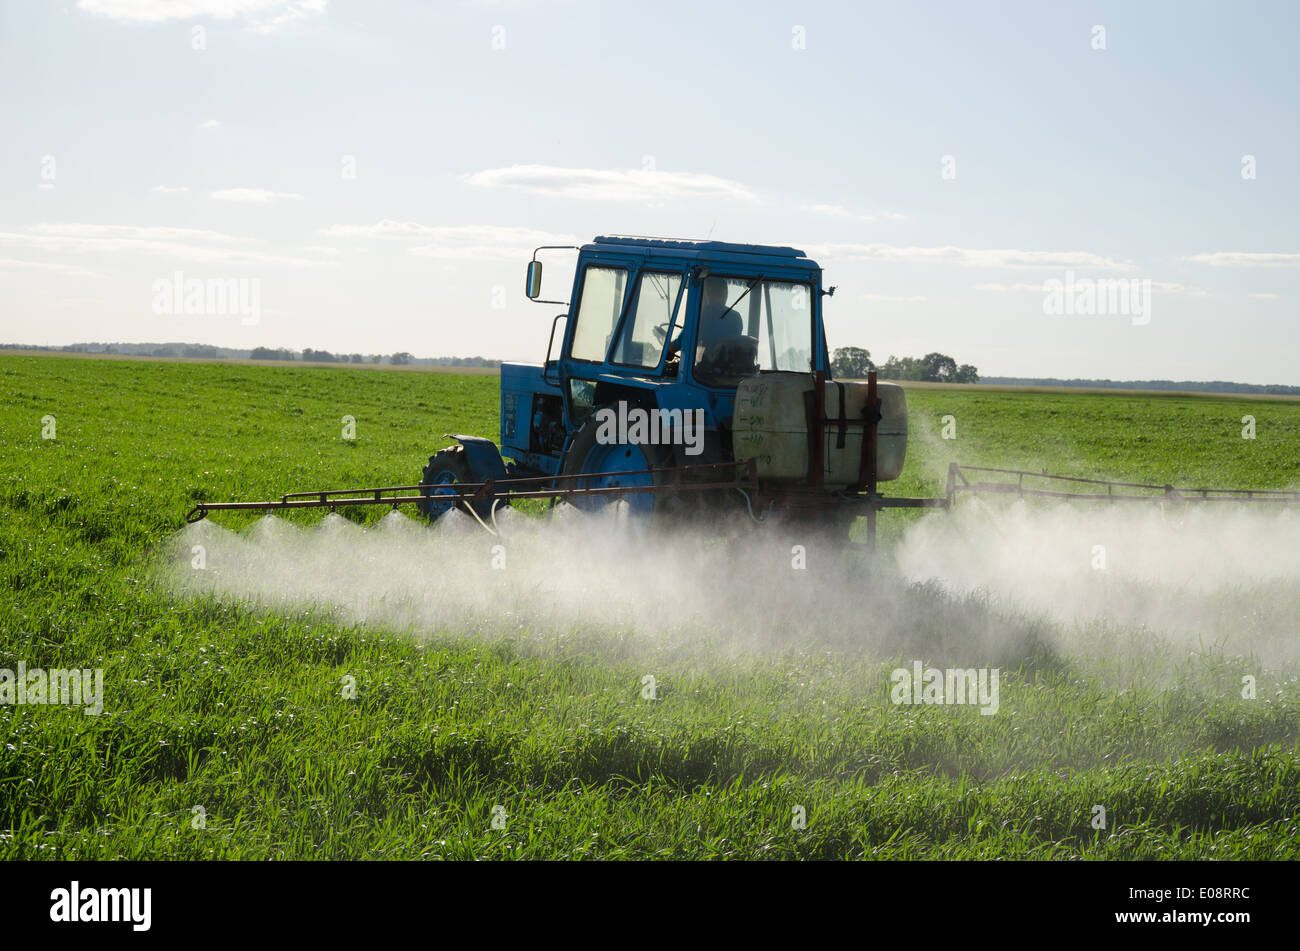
732, 373, 908, 486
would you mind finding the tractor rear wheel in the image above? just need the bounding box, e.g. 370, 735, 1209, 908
416, 446, 472, 522
558, 409, 674, 524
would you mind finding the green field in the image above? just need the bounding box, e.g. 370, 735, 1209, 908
2, 354, 1298, 859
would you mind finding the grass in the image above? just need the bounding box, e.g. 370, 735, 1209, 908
1, 353, 1298, 859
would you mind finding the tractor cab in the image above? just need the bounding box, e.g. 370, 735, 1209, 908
513, 236, 830, 476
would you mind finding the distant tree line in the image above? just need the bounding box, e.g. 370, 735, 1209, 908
2, 342, 504, 367
982, 377, 1300, 396
246, 348, 499, 367
831, 347, 979, 384
173, 345, 221, 359
6, 342, 1298, 394
249, 347, 299, 361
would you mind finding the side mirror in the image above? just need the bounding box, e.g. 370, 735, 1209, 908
525, 261, 543, 299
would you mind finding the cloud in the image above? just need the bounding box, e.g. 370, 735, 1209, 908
977, 279, 1206, 295
320, 220, 446, 239
407, 226, 580, 261
78, 0, 326, 31
199, 119, 222, 129
1184, 251, 1300, 268
463, 165, 757, 203
320, 221, 579, 260
0, 223, 324, 268
246, 0, 325, 32
804, 203, 907, 223
0, 258, 105, 279
1248, 292, 1279, 300
973, 282, 1041, 293
211, 188, 304, 202
32, 224, 239, 242
152, 185, 190, 194
812, 243, 1131, 270
1150, 282, 1208, 295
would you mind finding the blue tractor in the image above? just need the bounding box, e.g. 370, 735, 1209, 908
414, 235, 915, 535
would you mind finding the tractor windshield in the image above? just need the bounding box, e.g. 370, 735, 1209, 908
693, 276, 813, 386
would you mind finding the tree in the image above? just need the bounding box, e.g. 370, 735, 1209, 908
250, 346, 294, 361
876, 351, 978, 383
920, 352, 958, 383
390, 351, 413, 366
879, 355, 922, 381
831, 346, 874, 378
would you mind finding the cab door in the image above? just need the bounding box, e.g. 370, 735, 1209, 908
558, 255, 632, 429
559, 255, 692, 430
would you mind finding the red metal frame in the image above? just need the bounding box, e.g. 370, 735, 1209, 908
947, 463, 1300, 504
185, 460, 758, 523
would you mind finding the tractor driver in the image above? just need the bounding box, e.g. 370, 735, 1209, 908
697, 279, 744, 354
666, 278, 748, 374
695, 278, 757, 377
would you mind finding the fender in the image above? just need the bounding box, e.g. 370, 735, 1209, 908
443, 433, 510, 483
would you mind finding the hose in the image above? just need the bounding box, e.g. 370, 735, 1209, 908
735, 487, 767, 523
458, 499, 499, 537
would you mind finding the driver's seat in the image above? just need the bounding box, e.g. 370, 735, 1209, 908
702, 335, 758, 377
697, 309, 758, 378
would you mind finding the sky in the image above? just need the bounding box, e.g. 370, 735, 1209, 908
1, 0, 1298, 383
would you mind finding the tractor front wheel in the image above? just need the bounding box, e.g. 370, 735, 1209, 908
416, 446, 472, 522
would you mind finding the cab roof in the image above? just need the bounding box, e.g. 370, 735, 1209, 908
587, 235, 817, 271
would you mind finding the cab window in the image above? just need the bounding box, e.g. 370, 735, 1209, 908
569, 266, 628, 363
693, 275, 813, 386
611, 271, 683, 370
